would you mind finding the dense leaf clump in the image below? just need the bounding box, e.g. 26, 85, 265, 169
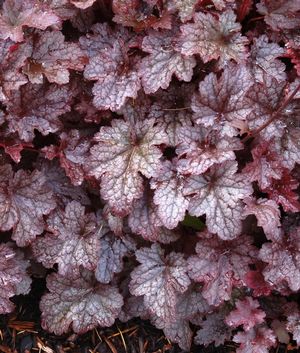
0, 0, 300, 351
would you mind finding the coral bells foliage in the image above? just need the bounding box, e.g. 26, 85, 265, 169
1, 0, 300, 352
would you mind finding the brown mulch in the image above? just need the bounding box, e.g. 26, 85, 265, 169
0, 315, 235, 353
0, 279, 298, 353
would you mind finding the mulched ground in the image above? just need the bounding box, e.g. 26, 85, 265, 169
0, 279, 298, 353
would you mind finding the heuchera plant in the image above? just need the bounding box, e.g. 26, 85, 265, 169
0, 0, 300, 351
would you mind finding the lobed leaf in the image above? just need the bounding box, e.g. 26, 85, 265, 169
233, 326, 276, 353
243, 197, 282, 241
188, 232, 258, 306
139, 28, 196, 94
225, 297, 266, 331
150, 159, 190, 229
96, 232, 136, 283
0, 164, 56, 246
191, 65, 253, 137
130, 243, 190, 322
259, 227, 300, 292
184, 161, 253, 240
40, 271, 123, 335
0, 0, 60, 42
87, 118, 168, 215
179, 10, 249, 67
195, 310, 232, 347
24, 30, 87, 85
32, 201, 103, 277
0, 243, 31, 314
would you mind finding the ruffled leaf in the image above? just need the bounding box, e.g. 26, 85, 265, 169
82, 25, 141, 110
148, 83, 194, 147
96, 232, 135, 283
225, 297, 266, 331
128, 187, 163, 242
264, 170, 300, 213
37, 159, 90, 207
139, 28, 196, 94
5, 82, 74, 142
250, 35, 286, 83
112, 0, 172, 30
0, 164, 56, 246
32, 201, 103, 277
195, 310, 232, 347
165, 0, 198, 22
129, 244, 190, 322
176, 125, 242, 175
233, 326, 276, 353
150, 159, 190, 229
0, 243, 31, 314
24, 30, 87, 85
257, 0, 300, 31
179, 10, 249, 67
191, 65, 253, 137
243, 197, 282, 241
184, 161, 253, 240
0, 0, 60, 42
43, 130, 90, 186
87, 118, 167, 215
246, 76, 300, 142
259, 228, 300, 292
0, 39, 31, 99
40, 271, 123, 335
242, 141, 284, 189
188, 232, 258, 306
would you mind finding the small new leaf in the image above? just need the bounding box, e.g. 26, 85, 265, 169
225, 297, 266, 331
233, 326, 276, 353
